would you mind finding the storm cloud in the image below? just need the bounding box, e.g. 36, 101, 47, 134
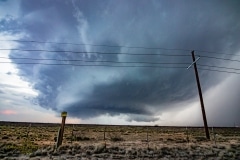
2, 0, 240, 125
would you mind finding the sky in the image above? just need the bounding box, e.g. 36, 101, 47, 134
0, 0, 240, 126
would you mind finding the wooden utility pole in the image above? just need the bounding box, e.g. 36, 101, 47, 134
191, 50, 210, 139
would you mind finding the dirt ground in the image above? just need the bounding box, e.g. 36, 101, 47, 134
0, 121, 240, 159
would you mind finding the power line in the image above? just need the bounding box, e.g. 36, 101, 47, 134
200, 55, 240, 63
1, 39, 239, 74
0, 39, 191, 52
198, 68, 240, 75
2, 39, 240, 56
0, 56, 190, 65
2, 56, 240, 74
195, 50, 240, 57
198, 64, 240, 71
0, 48, 190, 56
3, 55, 240, 72
0, 61, 187, 69
1, 60, 240, 75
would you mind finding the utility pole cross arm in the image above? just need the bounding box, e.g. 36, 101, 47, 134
187, 56, 200, 69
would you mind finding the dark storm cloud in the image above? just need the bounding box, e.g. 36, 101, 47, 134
65, 70, 198, 120
6, 0, 240, 123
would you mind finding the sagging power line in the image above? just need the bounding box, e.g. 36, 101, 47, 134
196, 50, 240, 57
200, 55, 240, 63
0, 56, 191, 65
1, 60, 240, 75
198, 64, 240, 71
1, 40, 240, 74
1, 39, 240, 56
2, 48, 240, 63
198, 68, 240, 75
1, 57, 240, 75
0, 39, 192, 52
0, 61, 187, 68
0, 48, 190, 56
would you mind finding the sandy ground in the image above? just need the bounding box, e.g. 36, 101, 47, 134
0, 122, 240, 159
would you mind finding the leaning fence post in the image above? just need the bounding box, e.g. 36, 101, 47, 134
71, 124, 74, 144
186, 126, 189, 143
104, 126, 106, 141
212, 127, 216, 145
56, 111, 67, 148
147, 127, 149, 149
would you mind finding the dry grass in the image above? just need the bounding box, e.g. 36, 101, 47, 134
0, 122, 240, 159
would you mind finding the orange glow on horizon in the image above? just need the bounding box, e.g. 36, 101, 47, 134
0, 110, 17, 115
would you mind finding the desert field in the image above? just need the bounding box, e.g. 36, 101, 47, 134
0, 121, 240, 160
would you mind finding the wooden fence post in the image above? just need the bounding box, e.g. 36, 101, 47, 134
56, 111, 67, 148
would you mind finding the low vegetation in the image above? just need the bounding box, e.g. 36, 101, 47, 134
0, 122, 239, 159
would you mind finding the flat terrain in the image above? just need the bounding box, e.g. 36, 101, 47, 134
0, 121, 240, 159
